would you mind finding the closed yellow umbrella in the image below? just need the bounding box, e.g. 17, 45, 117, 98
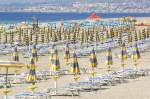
49, 45, 55, 67
51, 49, 60, 71
26, 57, 37, 83
70, 51, 80, 82
89, 48, 98, 68
13, 47, 21, 81
26, 57, 38, 93
31, 44, 38, 62
89, 48, 97, 76
131, 44, 141, 69
105, 48, 113, 72
50, 48, 60, 95
131, 44, 140, 60
119, 43, 128, 69
13, 47, 19, 62
64, 44, 70, 65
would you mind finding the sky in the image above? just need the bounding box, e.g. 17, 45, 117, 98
0, 0, 71, 4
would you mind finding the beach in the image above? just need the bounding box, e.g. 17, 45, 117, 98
0, 46, 150, 99
0, 43, 150, 99
0, 16, 150, 99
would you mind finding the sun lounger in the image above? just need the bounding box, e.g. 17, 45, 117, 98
85, 68, 147, 86
14, 91, 51, 99
65, 81, 101, 92
10, 75, 26, 84
44, 87, 79, 96
0, 79, 11, 88
111, 68, 149, 79
87, 75, 116, 86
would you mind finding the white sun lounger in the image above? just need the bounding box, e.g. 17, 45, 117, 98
65, 81, 101, 92
14, 91, 51, 99
44, 87, 79, 96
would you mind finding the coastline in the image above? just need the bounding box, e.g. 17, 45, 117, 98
0, 13, 149, 24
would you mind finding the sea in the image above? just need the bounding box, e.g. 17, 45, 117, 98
0, 12, 150, 24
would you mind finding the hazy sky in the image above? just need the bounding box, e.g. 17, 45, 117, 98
0, 0, 46, 4
0, 0, 72, 3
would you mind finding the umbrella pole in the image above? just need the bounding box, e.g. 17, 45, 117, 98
134, 59, 138, 78
91, 68, 95, 83
31, 82, 35, 94
134, 59, 138, 70
107, 65, 110, 73
121, 60, 125, 80
95, 43, 97, 53
4, 67, 8, 99
4, 94, 7, 99
65, 58, 69, 66
73, 74, 80, 95
91, 68, 95, 91
54, 78, 57, 95
73, 74, 77, 83
121, 60, 125, 70
14, 70, 20, 83
5, 67, 8, 88
53, 74, 59, 95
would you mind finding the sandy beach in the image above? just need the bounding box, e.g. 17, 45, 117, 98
0, 45, 150, 99
0, 17, 150, 99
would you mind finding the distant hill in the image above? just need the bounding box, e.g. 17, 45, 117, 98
0, 0, 149, 12
0, 0, 149, 6
0, 0, 72, 5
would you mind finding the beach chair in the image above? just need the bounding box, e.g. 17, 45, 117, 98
87, 75, 116, 86
65, 81, 101, 92
86, 69, 133, 86
113, 68, 149, 79
0, 81, 4, 88
44, 87, 79, 97
14, 91, 51, 99
36, 70, 51, 80
9, 75, 26, 84
0, 79, 11, 88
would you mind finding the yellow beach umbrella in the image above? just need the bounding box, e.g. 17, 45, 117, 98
105, 48, 113, 72
26, 57, 38, 92
131, 44, 141, 69
131, 44, 140, 60
12, 47, 21, 80
49, 44, 56, 68
64, 44, 70, 65
26, 57, 37, 83
13, 47, 19, 62
119, 43, 128, 69
89, 48, 97, 76
50, 48, 60, 95
51, 49, 60, 71
31, 44, 38, 62
89, 48, 98, 68
70, 51, 80, 81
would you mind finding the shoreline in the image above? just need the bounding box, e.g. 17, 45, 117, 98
0, 13, 149, 24
0, 17, 149, 26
